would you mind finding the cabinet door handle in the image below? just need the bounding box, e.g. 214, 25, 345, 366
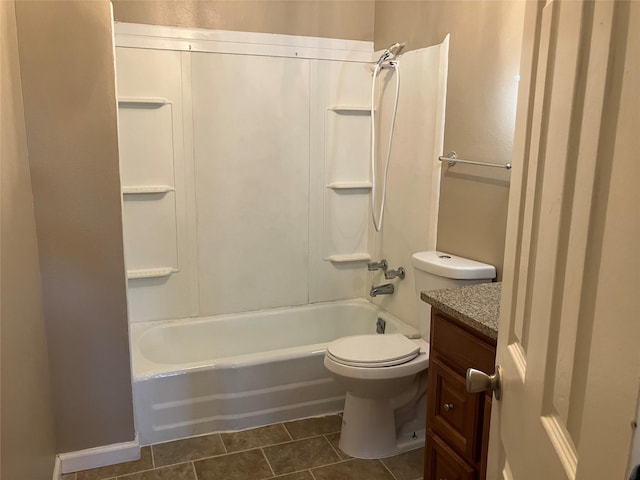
443, 403, 454, 412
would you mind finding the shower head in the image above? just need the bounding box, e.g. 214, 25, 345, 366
388, 42, 406, 54
376, 42, 406, 65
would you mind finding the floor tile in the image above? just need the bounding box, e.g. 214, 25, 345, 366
76, 447, 153, 480
262, 436, 340, 475
311, 458, 395, 480
221, 423, 291, 453
152, 433, 225, 466
194, 449, 272, 480
283, 415, 342, 439
381, 448, 425, 480
117, 463, 195, 480
61, 474, 77, 480
272, 472, 313, 480
324, 433, 352, 461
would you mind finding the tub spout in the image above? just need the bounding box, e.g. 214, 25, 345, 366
370, 283, 394, 297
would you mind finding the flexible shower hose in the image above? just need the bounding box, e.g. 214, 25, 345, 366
370, 60, 401, 232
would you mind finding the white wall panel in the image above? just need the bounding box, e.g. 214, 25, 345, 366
115, 28, 445, 329
369, 41, 448, 334
325, 110, 371, 183
191, 53, 310, 315
122, 193, 178, 271
309, 61, 372, 302
116, 48, 191, 322
323, 190, 369, 259
118, 105, 175, 185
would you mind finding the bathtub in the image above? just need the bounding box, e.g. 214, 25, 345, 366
131, 298, 421, 445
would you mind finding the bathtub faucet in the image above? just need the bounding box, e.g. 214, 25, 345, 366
384, 266, 405, 280
368, 259, 388, 272
370, 283, 394, 297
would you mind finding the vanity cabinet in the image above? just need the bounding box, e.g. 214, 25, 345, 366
424, 310, 497, 480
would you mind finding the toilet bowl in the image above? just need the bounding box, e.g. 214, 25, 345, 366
324, 333, 429, 459
324, 250, 495, 459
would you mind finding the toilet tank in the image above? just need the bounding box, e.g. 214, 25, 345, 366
412, 251, 496, 339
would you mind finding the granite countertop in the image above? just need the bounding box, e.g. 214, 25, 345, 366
421, 282, 501, 340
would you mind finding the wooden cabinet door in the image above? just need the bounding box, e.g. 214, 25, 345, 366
425, 432, 476, 480
428, 357, 483, 462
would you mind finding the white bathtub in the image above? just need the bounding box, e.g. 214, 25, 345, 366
131, 298, 421, 445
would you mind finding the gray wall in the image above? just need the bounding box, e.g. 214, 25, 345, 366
0, 1, 57, 478
375, 1, 526, 278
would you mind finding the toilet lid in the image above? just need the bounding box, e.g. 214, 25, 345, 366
326, 334, 420, 367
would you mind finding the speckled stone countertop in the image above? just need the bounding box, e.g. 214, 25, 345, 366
421, 282, 501, 340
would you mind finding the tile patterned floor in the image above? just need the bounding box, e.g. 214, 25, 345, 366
61, 415, 424, 480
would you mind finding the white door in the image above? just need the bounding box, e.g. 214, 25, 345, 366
487, 1, 640, 479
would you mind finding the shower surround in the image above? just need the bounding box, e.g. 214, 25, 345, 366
115, 23, 447, 443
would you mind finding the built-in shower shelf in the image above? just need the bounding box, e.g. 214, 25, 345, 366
122, 185, 175, 195
127, 267, 178, 279
118, 97, 171, 107
326, 182, 372, 190
328, 106, 372, 114
324, 254, 371, 263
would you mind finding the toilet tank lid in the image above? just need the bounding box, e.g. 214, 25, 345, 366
412, 251, 496, 280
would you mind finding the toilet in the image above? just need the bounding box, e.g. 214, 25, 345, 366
324, 250, 495, 459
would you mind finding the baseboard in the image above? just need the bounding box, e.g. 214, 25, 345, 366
57, 434, 140, 474
52, 456, 62, 480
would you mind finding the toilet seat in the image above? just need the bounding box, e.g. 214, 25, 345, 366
326, 334, 420, 368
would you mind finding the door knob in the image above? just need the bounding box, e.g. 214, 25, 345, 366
466, 365, 503, 400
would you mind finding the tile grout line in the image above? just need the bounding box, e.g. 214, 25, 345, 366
322, 433, 343, 460
218, 433, 228, 455
109, 461, 199, 480
219, 430, 342, 457
190, 461, 199, 480
275, 466, 320, 478
259, 447, 276, 478
150, 444, 155, 469
282, 422, 294, 441
262, 434, 351, 477
101, 461, 188, 479
320, 434, 345, 465
379, 458, 400, 480
305, 454, 352, 471
150, 442, 267, 469
138, 440, 305, 474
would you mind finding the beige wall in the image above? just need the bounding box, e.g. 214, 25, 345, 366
0, 1, 57, 478
112, 0, 374, 41
14, 1, 135, 452
375, 1, 525, 278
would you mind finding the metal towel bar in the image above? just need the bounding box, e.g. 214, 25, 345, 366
438, 151, 512, 170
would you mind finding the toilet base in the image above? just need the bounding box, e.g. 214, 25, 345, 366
338, 393, 426, 459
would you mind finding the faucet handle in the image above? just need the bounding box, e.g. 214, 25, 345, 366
367, 259, 388, 272
384, 267, 405, 280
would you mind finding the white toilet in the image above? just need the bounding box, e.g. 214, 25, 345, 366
324, 250, 495, 459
